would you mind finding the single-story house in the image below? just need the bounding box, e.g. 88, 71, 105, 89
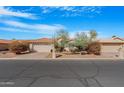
0, 38, 53, 53
28, 38, 53, 52
99, 37, 124, 56
57, 36, 124, 57
0, 40, 11, 51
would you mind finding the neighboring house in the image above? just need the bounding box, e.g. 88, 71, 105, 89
28, 38, 53, 52
0, 38, 53, 53
57, 36, 124, 57
99, 37, 124, 56
0, 40, 11, 51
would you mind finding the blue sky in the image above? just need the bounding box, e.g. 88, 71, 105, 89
0, 6, 124, 40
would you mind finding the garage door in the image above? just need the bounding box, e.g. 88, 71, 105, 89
101, 44, 121, 53
33, 44, 52, 52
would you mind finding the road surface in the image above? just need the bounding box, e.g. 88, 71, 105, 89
0, 59, 124, 87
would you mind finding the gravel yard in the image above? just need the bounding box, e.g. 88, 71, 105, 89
57, 52, 119, 59
0, 51, 16, 58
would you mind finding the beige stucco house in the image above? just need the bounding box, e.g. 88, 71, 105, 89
99, 37, 124, 57
57, 36, 124, 57
0, 38, 53, 53
28, 38, 53, 53
0, 40, 11, 51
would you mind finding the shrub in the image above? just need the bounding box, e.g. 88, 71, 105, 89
67, 42, 78, 53
69, 47, 78, 54
87, 42, 101, 55
9, 41, 30, 54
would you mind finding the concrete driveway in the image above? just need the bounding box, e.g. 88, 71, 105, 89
0, 59, 124, 87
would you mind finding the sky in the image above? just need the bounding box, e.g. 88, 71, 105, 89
0, 6, 124, 40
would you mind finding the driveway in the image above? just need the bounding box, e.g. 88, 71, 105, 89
0, 59, 124, 87
14, 52, 50, 59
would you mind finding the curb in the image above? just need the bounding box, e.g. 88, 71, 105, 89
0, 58, 124, 61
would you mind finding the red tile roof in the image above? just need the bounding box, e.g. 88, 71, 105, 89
99, 37, 124, 44
28, 38, 53, 44
113, 37, 124, 41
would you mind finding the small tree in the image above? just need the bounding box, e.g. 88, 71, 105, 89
89, 30, 97, 42
87, 42, 101, 55
74, 32, 89, 51
55, 30, 69, 52
112, 35, 117, 38
9, 41, 30, 54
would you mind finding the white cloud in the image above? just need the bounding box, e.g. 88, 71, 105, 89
0, 27, 31, 33
0, 20, 66, 35
0, 6, 37, 19
3, 20, 30, 28
58, 6, 76, 11
40, 6, 102, 17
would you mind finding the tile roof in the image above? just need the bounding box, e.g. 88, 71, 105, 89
28, 38, 53, 44
1, 37, 124, 44
99, 37, 124, 44
0, 38, 53, 44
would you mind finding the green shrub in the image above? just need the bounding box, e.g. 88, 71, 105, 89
87, 42, 101, 55
9, 41, 30, 54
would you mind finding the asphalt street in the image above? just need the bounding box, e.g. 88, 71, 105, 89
0, 59, 124, 87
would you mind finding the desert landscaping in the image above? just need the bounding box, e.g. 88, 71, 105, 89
52, 30, 124, 59
0, 30, 124, 59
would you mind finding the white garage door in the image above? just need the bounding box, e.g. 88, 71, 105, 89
33, 44, 52, 52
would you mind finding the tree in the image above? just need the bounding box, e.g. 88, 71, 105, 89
112, 35, 117, 38
74, 32, 89, 51
55, 30, 69, 52
89, 30, 97, 42
12, 38, 16, 40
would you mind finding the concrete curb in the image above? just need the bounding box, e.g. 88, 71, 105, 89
0, 58, 124, 61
